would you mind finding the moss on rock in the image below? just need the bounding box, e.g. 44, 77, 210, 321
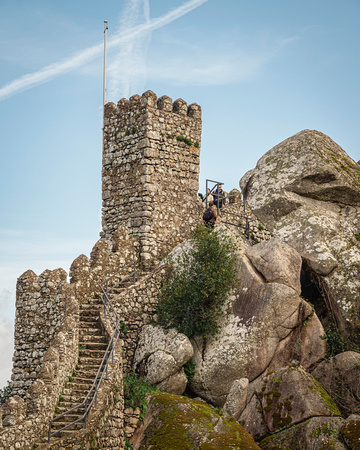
131, 392, 260, 449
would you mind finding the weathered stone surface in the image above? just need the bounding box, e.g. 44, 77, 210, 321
133, 325, 193, 370
223, 378, 249, 420
156, 368, 188, 395
102, 91, 202, 268
130, 392, 261, 449
312, 351, 360, 415
239, 365, 341, 440
267, 313, 326, 371
341, 414, 360, 449
260, 416, 346, 450
240, 130, 360, 334
2, 396, 26, 427
190, 229, 314, 406
142, 350, 176, 385
133, 324, 193, 391
246, 238, 302, 293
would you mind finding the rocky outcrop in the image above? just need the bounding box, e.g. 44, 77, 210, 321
240, 130, 360, 335
133, 325, 193, 395
189, 229, 325, 406
239, 365, 341, 440
130, 392, 261, 449
259, 416, 346, 450
312, 351, 360, 415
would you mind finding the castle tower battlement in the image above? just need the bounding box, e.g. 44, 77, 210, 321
101, 90, 202, 266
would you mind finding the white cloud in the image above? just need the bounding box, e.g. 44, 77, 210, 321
0, 0, 208, 102
146, 34, 298, 86
107, 0, 152, 101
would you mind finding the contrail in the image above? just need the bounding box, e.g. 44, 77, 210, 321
0, 0, 208, 102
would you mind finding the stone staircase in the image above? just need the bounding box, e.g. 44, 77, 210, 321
36, 296, 108, 445
35, 268, 146, 446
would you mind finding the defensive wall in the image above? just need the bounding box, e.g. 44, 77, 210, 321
101, 90, 203, 268
0, 91, 271, 449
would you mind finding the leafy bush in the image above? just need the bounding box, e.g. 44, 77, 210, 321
321, 323, 359, 358
156, 225, 238, 338
0, 380, 12, 406
123, 373, 158, 421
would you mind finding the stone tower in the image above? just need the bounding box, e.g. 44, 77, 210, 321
101, 90, 202, 267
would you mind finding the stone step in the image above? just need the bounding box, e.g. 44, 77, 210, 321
79, 334, 106, 344
51, 421, 84, 432
75, 365, 102, 375
80, 308, 100, 317
80, 315, 100, 323
64, 380, 95, 391
76, 356, 104, 367
79, 341, 108, 350
79, 348, 106, 358
52, 413, 87, 428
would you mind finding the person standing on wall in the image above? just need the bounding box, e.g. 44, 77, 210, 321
213, 184, 226, 209
203, 188, 214, 206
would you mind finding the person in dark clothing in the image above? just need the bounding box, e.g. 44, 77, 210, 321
213, 184, 226, 209
203, 201, 217, 229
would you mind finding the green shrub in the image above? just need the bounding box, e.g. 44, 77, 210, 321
123, 373, 158, 421
0, 381, 12, 406
321, 323, 359, 358
156, 225, 238, 338
184, 360, 196, 384
176, 135, 192, 146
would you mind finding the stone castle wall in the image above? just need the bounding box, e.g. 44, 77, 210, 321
12, 268, 71, 397
2, 91, 274, 449
101, 90, 203, 268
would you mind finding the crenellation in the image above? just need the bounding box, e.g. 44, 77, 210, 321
157, 95, 172, 111
101, 91, 202, 267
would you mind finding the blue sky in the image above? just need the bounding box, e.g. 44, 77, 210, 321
0, 0, 359, 387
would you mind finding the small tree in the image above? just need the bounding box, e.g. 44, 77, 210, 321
156, 225, 238, 338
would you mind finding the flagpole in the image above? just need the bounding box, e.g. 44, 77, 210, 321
102, 20, 108, 156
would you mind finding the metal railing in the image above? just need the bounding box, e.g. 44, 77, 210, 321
47, 261, 136, 442
204, 179, 254, 236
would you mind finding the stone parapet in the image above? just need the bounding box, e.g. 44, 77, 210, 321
101, 90, 202, 269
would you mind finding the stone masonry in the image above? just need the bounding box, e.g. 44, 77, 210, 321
101, 90, 203, 268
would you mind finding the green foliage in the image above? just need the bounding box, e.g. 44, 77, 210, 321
120, 321, 128, 336
321, 323, 359, 358
258, 223, 264, 231
322, 425, 340, 437
123, 373, 158, 421
156, 225, 238, 338
0, 380, 12, 406
68, 375, 73, 382
194, 141, 200, 148
184, 360, 196, 384
355, 233, 360, 241
176, 135, 192, 146
79, 344, 86, 350
125, 438, 133, 450
58, 394, 64, 403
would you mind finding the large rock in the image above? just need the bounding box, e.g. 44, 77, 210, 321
189, 228, 324, 406
260, 416, 346, 450
133, 325, 193, 394
312, 351, 360, 415
130, 392, 261, 449
341, 414, 360, 449
240, 130, 360, 334
239, 365, 341, 440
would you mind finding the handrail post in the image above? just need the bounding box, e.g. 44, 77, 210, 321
133, 260, 136, 284
48, 421, 51, 443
